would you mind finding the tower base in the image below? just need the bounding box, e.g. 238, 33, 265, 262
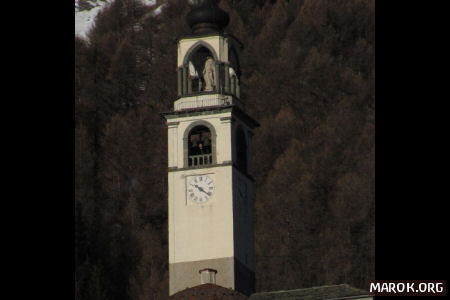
169, 257, 254, 296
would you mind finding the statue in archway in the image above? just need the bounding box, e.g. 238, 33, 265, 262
203, 56, 215, 91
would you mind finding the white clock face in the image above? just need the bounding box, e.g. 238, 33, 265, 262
187, 175, 215, 204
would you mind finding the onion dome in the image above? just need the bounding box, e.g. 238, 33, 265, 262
186, 0, 230, 34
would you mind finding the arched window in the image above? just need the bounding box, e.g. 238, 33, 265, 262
236, 127, 247, 173
228, 46, 241, 78
182, 43, 218, 94
187, 125, 213, 167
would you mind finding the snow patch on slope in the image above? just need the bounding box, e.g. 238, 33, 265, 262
142, 0, 157, 5
75, 0, 112, 39
75, 0, 158, 40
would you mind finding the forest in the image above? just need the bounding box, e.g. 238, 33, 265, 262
75, 0, 375, 299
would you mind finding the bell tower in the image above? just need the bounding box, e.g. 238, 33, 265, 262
162, 0, 258, 296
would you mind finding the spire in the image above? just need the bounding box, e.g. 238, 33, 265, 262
186, 0, 230, 34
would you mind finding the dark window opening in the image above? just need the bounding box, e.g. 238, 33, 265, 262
187, 46, 215, 93
236, 128, 247, 173
188, 125, 213, 167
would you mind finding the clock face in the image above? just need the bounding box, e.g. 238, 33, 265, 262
187, 175, 215, 204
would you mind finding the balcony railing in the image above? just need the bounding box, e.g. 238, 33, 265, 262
188, 154, 213, 167
175, 94, 232, 111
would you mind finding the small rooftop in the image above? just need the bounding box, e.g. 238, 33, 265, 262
248, 284, 370, 300
168, 283, 248, 300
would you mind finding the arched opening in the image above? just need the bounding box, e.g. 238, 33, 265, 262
180, 42, 218, 95
227, 46, 241, 97
236, 127, 247, 173
188, 125, 213, 167
228, 46, 241, 78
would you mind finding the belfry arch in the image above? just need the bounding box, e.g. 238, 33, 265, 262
177, 39, 242, 98
183, 41, 219, 65
183, 120, 217, 168
178, 41, 219, 95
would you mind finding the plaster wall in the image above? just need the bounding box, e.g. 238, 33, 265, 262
232, 169, 255, 271
168, 164, 234, 264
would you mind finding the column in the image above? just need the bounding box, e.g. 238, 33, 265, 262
214, 63, 220, 92
224, 65, 230, 93
231, 76, 236, 96
177, 68, 182, 97
188, 77, 192, 94
182, 65, 187, 95
236, 78, 240, 98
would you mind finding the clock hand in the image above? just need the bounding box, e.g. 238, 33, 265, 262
200, 188, 211, 196
196, 186, 210, 195
190, 184, 209, 195
190, 183, 201, 190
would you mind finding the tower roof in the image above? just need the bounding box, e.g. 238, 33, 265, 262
248, 284, 369, 300
186, 0, 230, 34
